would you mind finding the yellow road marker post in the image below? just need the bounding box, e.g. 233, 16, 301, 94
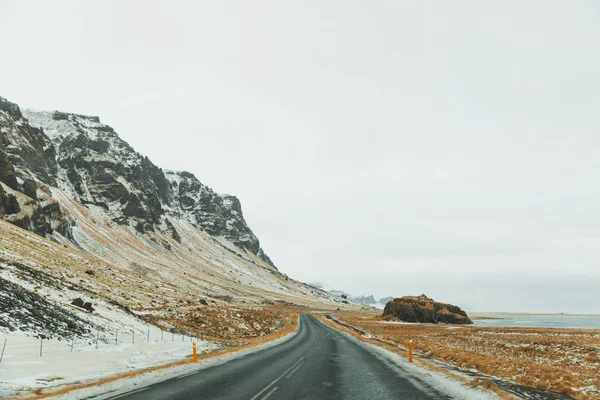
192, 342, 197, 363
408, 340, 413, 363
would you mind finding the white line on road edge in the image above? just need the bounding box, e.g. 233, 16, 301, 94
250, 332, 320, 400
176, 371, 198, 379
109, 387, 148, 399
285, 360, 304, 378
262, 386, 279, 400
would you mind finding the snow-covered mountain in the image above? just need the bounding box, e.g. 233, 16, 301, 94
307, 282, 393, 309
0, 98, 273, 266
1, 95, 360, 343
352, 295, 395, 309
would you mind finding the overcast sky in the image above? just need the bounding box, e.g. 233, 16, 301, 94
1, 1, 599, 313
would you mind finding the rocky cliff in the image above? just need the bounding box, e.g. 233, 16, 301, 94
0, 98, 71, 237
0, 96, 274, 267
383, 294, 473, 324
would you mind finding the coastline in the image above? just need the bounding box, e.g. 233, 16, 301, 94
471, 312, 600, 317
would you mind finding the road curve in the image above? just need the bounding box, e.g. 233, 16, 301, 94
110, 314, 454, 400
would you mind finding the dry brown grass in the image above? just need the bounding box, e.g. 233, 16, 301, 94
335, 313, 600, 400
145, 304, 302, 342
316, 315, 514, 400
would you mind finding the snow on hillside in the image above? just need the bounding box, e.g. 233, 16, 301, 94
23, 109, 105, 141
21, 106, 276, 266
0, 328, 216, 398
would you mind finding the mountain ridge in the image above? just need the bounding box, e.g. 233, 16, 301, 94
306, 282, 393, 309
0, 96, 274, 267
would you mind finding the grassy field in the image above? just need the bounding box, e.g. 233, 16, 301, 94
335, 312, 600, 400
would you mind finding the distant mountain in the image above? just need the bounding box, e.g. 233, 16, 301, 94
307, 282, 392, 309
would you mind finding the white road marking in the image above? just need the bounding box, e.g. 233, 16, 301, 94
109, 387, 148, 399
261, 386, 279, 399
250, 332, 320, 400
177, 371, 198, 379
285, 360, 304, 378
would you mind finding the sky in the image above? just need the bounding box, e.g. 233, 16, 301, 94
1, 1, 599, 313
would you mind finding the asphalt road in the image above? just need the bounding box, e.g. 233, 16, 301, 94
110, 314, 453, 400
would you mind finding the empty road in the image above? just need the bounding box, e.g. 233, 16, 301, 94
110, 314, 454, 400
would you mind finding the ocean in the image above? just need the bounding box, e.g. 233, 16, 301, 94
470, 313, 600, 330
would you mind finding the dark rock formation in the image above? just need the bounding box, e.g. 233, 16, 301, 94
22, 178, 38, 200
0, 277, 95, 337
4, 193, 20, 214
0, 97, 71, 238
71, 298, 95, 312
383, 294, 473, 324
0, 97, 57, 186
0, 148, 19, 190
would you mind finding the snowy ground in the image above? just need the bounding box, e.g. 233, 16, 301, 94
25, 319, 300, 400
0, 329, 217, 398
0, 262, 220, 399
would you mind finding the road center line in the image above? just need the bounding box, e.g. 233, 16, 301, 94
261, 386, 279, 400
285, 360, 304, 378
250, 328, 320, 400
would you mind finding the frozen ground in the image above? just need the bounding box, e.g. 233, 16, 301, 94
30, 320, 300, 400
0, 328, 217, 398
0, 261, 219, 399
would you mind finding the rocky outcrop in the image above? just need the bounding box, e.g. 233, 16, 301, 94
71, 298, 95, 312
0, 97, 71, 238
0, 148, 19, 190
165, 170, 270, 262
0, 97, 57, 186
383, 294, 473, 324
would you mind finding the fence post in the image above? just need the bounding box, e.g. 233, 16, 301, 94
96, 329, 100, 349
147, 329, 150, 343
71, 339, 74, 353
0, 339, 6, 363
172, 332, 174, 342
40, 337, 43, 357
